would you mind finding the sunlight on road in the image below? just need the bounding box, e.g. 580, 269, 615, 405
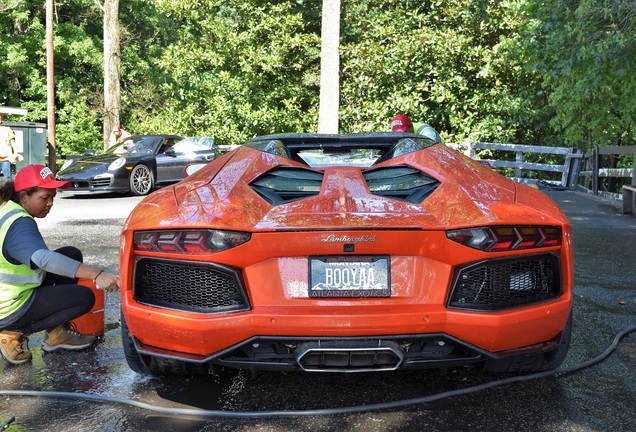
37, 195, 144, 229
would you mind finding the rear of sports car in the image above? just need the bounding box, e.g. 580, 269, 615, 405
119, 134, 573, 375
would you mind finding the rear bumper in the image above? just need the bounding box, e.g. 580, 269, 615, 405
123, 294, 572, 371
129, 328, 567, 373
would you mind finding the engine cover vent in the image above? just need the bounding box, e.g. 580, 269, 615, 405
250, 166, 324, 205
363, 165, 440, 204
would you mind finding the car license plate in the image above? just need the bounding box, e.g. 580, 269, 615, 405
309, 256, 390, 298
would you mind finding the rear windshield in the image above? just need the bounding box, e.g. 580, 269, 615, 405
243, 137, 435, 167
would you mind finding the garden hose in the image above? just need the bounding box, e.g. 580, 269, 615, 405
0, 324, 634, 420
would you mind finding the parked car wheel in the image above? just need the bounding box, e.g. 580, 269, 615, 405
130, 164, 154, 195
121, 309, 209, 376
536, 311, 572, 371
146, 354, 210, 376
121, 310, 151, 374
484, 312, 572, 373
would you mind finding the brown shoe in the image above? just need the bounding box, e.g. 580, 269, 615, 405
42, 323, 96, 353
0, 330, 32, 365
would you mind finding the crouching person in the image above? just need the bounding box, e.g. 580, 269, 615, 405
0, 165, 119, 365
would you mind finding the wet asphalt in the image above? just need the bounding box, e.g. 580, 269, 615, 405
0, 187, 635, 431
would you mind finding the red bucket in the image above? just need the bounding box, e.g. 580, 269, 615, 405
71, 278, 105, 336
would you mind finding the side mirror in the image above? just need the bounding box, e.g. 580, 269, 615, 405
184, 163, 207, 176
165, 147, 176, 156
83, 150, 95, 157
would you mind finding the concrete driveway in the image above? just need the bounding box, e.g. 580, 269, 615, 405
1, 188, 635, 431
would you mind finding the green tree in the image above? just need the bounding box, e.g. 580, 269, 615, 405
1, 0, 106, 155
147, 0, 322, 144
0, 0, 48, 119
339, 0, 541, 145
520, 0, 636, 149
4, 0, 633, 156
0, 0, 179, 156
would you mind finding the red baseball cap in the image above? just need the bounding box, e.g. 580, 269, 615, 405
14, 164, 71, 192
390, 114, 412, 132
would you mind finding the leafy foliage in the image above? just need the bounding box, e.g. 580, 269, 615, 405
1, 0, 634, 155
1, 0, 105, 155
339, 0, 543, 144
519, 0, 636, 148
148, 0, 322, 144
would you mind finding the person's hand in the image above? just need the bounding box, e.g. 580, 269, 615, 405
95, 271, 120, 292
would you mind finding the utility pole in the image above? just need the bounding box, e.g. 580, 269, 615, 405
46, 0, 56, 171
103, 0, 121, 149
317, 0, 340, 134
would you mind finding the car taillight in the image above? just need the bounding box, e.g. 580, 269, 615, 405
446, 226, 561, 251
134, 230, 251, 254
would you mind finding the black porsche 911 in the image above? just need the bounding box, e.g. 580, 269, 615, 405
57, 135, 217, 196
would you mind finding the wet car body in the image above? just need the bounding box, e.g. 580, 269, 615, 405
119, 133, 574, 376
57, 135, 217, 196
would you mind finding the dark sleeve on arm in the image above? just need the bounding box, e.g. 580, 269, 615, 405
2, 217, 48, 268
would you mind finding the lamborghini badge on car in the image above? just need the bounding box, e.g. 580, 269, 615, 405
119, 133, 573, 376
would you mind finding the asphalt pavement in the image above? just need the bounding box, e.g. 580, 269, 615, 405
0, 188, 635, 432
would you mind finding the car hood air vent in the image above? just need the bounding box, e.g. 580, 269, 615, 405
363, 165, 440, 204
250, 166, 324, 205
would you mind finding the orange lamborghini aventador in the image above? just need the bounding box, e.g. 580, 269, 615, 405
119, 133, 573, 376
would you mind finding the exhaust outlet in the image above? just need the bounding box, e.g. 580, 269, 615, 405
296, 340, 404, 372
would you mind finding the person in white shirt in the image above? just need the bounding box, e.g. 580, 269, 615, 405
0, 114, 22, 179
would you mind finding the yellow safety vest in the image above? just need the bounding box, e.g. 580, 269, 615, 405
413, 122, 444, 143
0, 201, 45, 319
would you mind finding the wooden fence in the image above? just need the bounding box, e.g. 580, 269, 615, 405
469, 142, 582, 188
469, 142, 636, 214
576, 145, 636, 199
